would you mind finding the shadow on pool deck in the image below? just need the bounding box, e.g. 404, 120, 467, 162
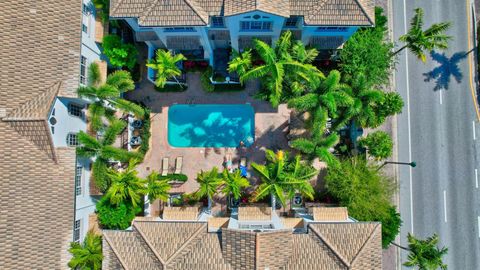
125, 73, 291, 199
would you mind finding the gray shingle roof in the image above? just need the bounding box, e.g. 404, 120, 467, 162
110, 0, 375, 27
102, 221, 382, 269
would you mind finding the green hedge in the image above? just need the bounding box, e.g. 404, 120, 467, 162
158, 173, 188, 182
201, 67, 245, 92
96, 197, 141, 230
138, 109, 150, 160
200, 67, 214, 92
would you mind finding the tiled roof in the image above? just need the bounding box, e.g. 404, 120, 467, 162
162, 206, 200, 220
312, 207, 349, 221
110, 0, 375, 27
102, 221, 382, 269
237, 206, 271, 221
0, 0, 82, 268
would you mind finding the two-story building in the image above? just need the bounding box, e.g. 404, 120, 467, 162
109, 0, 374, 76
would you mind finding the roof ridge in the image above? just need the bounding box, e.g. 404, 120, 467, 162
132, 222, 167, 266
110, 0, 126, 16
184, 0, 209, 24
308, 224, 351, 268
165, 223, 207, 265
349, 223, 381, 267
139, 0, 162, 25
353, 0, 375, 25
103, 233, 132, 270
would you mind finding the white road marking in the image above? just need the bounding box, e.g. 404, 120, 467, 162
473, 121, 476, 140
403, 0, 414, 234
443, 190, 447, 223
439, 90, 443, 104
476, 169, 479, 189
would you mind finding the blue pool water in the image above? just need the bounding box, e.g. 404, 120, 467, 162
168, 104, 255, 147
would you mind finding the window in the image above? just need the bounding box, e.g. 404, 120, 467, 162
285, 16, 299, 28
82, 3, 89, 14
164, 27, 195, 32
51, 126, 55, 134
240, 21, 273, 31
315, 27, 348, 32
82, 23, 88, 33
211, 16, 224, 28
73, 220, 81, 242
68, 103, 83, 117
80, 56, 87, 85
66, 133, 79, 147
75, 165, 82, 196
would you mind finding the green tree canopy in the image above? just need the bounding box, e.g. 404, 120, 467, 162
401, 233, 448, 270
359, 131, 394, 160
105, 160, 146, 208
221, 169, 250, 200
395, 8, 452, 62
145, 170, 171, 203
195, 167, 223, 211
146, 49, 186, 88
68, 231, 103, 270
252, 150, 317, 211
325, 157, 400, 248
340, 7, 395, 88
96, 197, 139, 230
102, 35, 138, 70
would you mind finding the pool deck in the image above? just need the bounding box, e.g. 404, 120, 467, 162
125, 73, 291, 202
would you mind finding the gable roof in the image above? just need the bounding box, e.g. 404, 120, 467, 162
0, 0, 82, 268
110, 0, 375, 27
102, 221, 382, 270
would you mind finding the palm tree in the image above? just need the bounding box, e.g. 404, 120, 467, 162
145, 170, 171, 203
251, 150, 317, 212
146, 49, 186, 88
105, 160, 146, 208
68, 230, 103, 270
394, 8, 452, 62
195, 167, 222, 212
76, 119, 141, 192
231, 31, 320, 107
227, 49, 252, 78
78, 64, 145, 131
221, 169, 250, 201
340, 73, 385, 129
393, 233, 448, 270
288, 70, 353, 132
290, 132, 340, 166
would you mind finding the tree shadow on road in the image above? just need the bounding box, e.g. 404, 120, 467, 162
423, 50, 467, 91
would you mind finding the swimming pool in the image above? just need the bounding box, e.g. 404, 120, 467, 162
168, 104, 255, 147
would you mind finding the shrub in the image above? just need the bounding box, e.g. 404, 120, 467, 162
200, 67, 214, 92
325, 157, 398, 248
359, 131, 393, 160
102, 35, 138, 70
183, 60, 209, 72
158, 173, 188, 182
376, 92, 404, 119
138, 109, 151, 160
96, 197, 140, 230
379, 206, 402, 248
339, 7, 395, 87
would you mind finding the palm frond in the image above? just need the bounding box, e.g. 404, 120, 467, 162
102, 119, 127, 146
88, 62, 102, 87
106, 70, 135, 93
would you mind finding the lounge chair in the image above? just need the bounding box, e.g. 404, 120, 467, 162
162, 157, 169, 176
174, 157, 183, 174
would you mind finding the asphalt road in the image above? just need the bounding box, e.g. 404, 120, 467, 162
393, 0, 480, 269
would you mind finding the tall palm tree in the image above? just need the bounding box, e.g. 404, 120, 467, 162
393, 233, 448, 270
290, 132, 340, 166
251, 150, 317, 212
227, 49, 252, 78
288, 70, 353, 132
146, 49, 186, 88
105, 160, 146, 208
221, 169, 250, 201
231, 31, 320, 107
76, 119, 141, 192
78, 64, 145, 131
394, 8, 452, 62
195, 167, 222, 212
145, 170, 171, 203
68, 230, 103, 270
340, 73, 385, 129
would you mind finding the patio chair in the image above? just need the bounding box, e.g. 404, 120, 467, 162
174, 157, 183, 174
162, 157, 169, 176
239, 157, 248, 178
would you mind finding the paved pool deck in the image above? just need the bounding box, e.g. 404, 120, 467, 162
125, 73, 291, 200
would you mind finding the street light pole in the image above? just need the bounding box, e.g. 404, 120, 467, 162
376, 161, 417, 171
